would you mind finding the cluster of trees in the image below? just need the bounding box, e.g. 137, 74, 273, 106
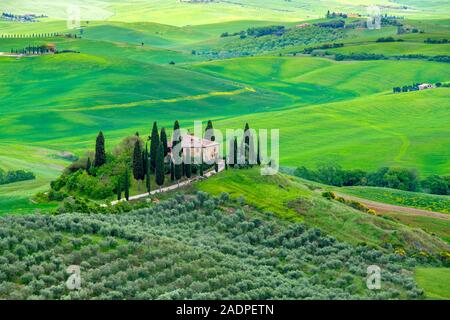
200, 26, 345, 59
334, 53, 450, 63
301, 42, 344, 54
221, 25, 285, 39
325, 11, 349, 19
376, 37, 404, 43
335, 53, 386, 61
392, 82, 446, 93
0, 168, 35, 185
10, 45, 54, 55
1, 12, 46, 22
314, 20, 346, 29
427, 55, 450, 63
294, 165, 450, 195
392, 82, 424, 93
47, 120, 261, 204
424, 38, 448, 44
381, 16, 403, 27
247, 26, 285, 37
0, 192, 429, 299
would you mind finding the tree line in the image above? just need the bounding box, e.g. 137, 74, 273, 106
294, 164, 450, 195
0, 168, 35, 185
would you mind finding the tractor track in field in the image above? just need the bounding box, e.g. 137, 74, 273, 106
55, 87, 256, 112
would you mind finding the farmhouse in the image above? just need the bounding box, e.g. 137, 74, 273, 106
418, 83, 435, 90
169, 134, 219, 163
295, 23, 311, 29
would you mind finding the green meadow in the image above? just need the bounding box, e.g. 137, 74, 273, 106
415, 268, 450, 299
0, 2, 449, 216
340, 187, 450, 214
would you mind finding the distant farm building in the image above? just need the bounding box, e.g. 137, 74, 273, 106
418, 83, 435, 90
295, 23, 311, 29
169, 134, 219, 163
45, 43, 57, 53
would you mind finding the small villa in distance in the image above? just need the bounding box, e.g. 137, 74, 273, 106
418, 83, 435, 90
169, 134, 219, 163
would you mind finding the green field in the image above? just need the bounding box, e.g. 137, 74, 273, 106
4, 0, 450, 26
340, 187, 450, 214
1, 14, 449, 213
415, 268, 450, 299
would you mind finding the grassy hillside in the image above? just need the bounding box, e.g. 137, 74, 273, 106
0, 193, 427, 300
340, 187, 450, 214
415, 268, 450, 299
212, 88, 450, 175
197, 169, 449, 253
3, 0, 450, 26
187, 57, 450, 104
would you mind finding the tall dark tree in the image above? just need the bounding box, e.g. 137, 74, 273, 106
86, 157, 91, 174
143, 144, 149, 176
160, 128, 169, 157
244, 123, 251, 165
124, 170, 130, 201
145, 158, 151, 193
133, 140, 145, 190
205, 120, 215, 141
200, 148, 204, 177
149, 122, 159, 172
116, 179, 122, 201
155, 143, 165, 191
257, 136, 261, 166
94, 131, 106, 167
170, 159, 175, 181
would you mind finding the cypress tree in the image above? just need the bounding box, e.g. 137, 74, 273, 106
94, 131, 106, 167
149, 122, 159, 172
244, 123, 250, 165
160, 128, 169, 157
170, 159, 175, 181
143, 144, 149, 176
116, 179, 122, 201
86, 157, 91, 174
124, 170, 130, 201
145, 158, 151, 193
155, 143, 165, 191
257, 136, 261, 166
132, 140, 144, 190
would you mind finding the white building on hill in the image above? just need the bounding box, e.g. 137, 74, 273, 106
169, 134, 219, 163
418, 83, 435, 90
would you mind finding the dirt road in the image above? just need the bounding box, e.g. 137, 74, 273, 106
334, 192, 449, 220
